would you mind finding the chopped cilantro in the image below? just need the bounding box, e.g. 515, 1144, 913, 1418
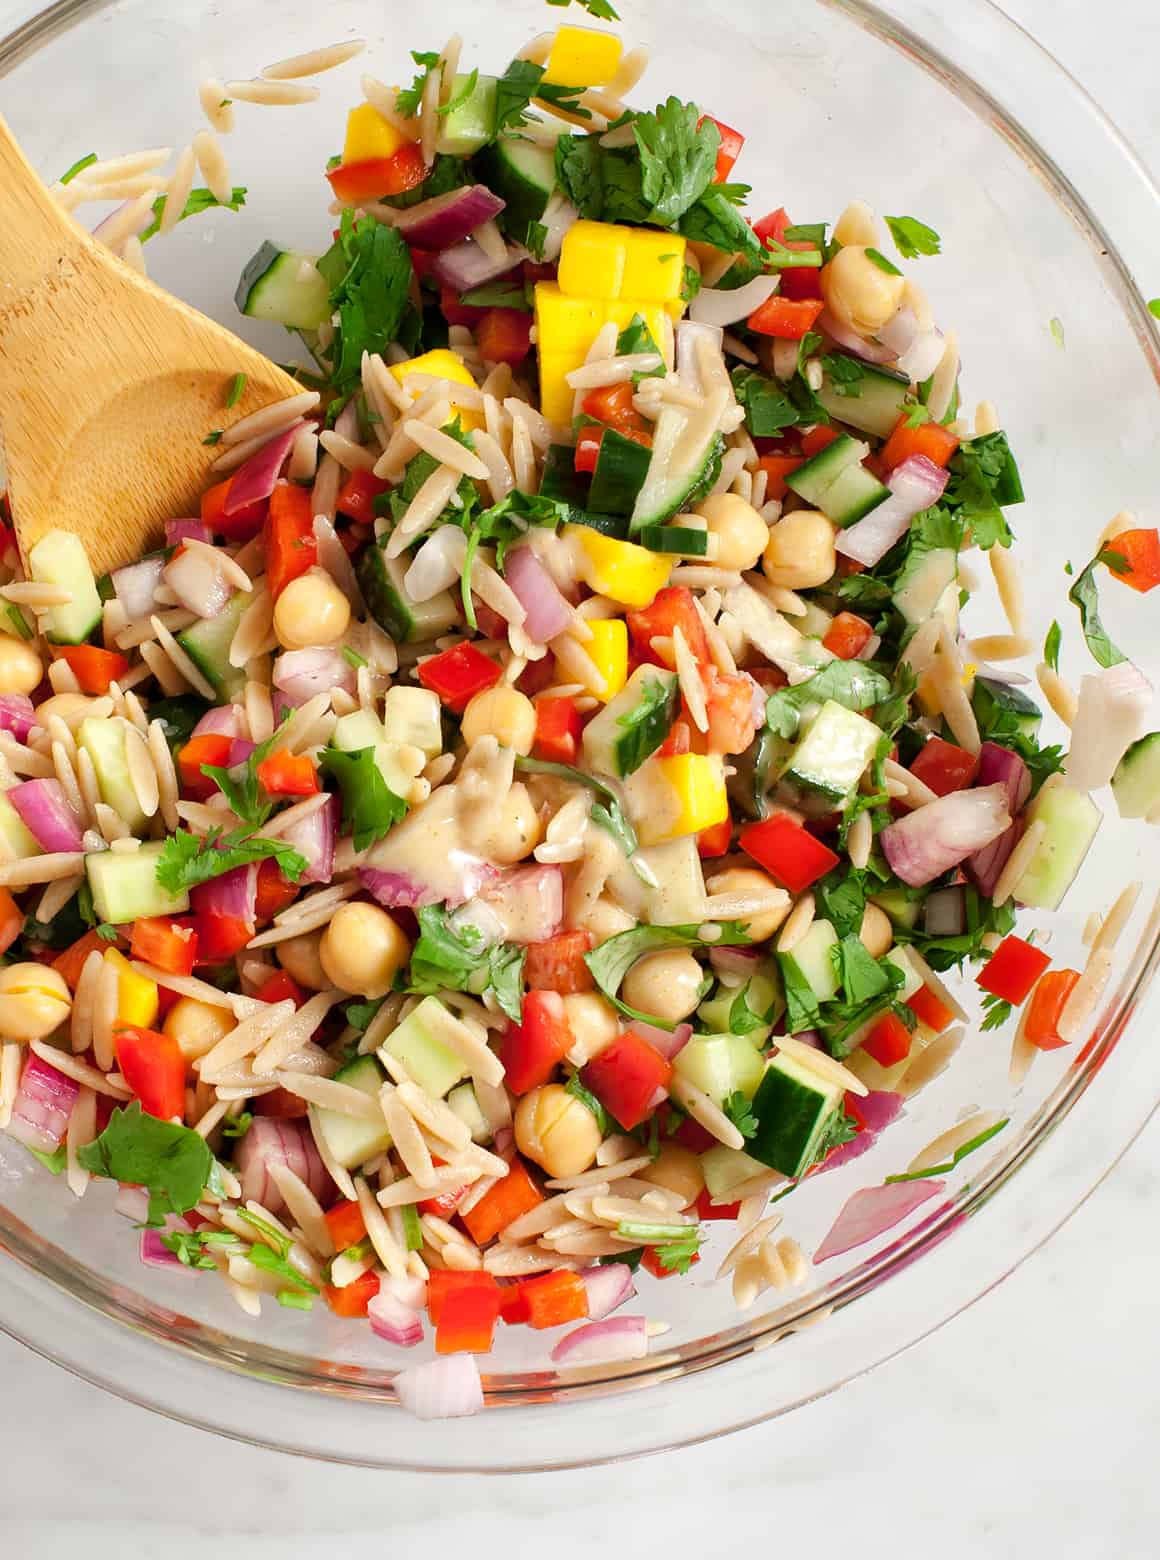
202, 430, 223, 446
565, 1074, 611, 1136
1068, 554, 1127, 669
903, 402, 932, 429
396, 49, 441, 117
647, 1227, 704, 1274
584, 920, 751, 1025
345, 997, 384, 1033
941, 431, 1023, 550
408, 904, 525, 1023
225, 372, 246, 409
884, 215, 942, 259
321, 213, 414, 395
319, 746, 408, 851
436, 67, 479, 118
722, 1090, 757, 1139
495, 59, 588, 134
633, 97, 720, 227
221, 1111, 253, 1140
459, 280, 532, 312
402, 1203, 424, 1251
678, 189, 763, 265
831, 933, 893, 1005
141, 185, 247, 243
865, 246, 902, 276
524, 219, 549, 261
154, 827, 307, 896
1049, 316, 1066, 348
814, 869, 868, 940
821, 352, 865, 397
200, 723, 287, 827
1044, 620, 1062, 673
730, 366, 801, 436
777, 952, 821, 1034
681, 262, 702, 302
979, 992, 1013, 1032
765, 662, 892, 739
341, 646, 368, 669
77, 1101, 214, 1225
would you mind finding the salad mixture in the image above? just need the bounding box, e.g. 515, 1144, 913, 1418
2, 11, 1157, 1418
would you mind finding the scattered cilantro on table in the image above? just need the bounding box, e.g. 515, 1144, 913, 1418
884, 214, 941, 259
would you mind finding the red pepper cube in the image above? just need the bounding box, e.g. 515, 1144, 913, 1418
521, 1269, 588, 1329
906, 984, 955, 1035
533, 695, 583, 765
435, 1282, 501, 1355
112, 1025, 186, 1120
522, 929, 594, 994
626, 586, 710, 668
1023, 968, 1081, 1050
325, 1269, 380, 1317
641, 1245, 700, 1280
581, 1032, 672, 1132
417, 642, 503, 714
860, 1011, 913, 1067
177, 733, 233, 803
694, 1188, 741, 1221
336, 468, 390, 525
499, 989, 573, 1094
426, 1269, 499, 1327
697, 815, 733, 858
821, 612, 874, 662
498, 1280, 531, 1326
475, 308, 533, 367
129, 916, 198, 977
909, 737, 978, 797
1104, 527, 1160, 593
746, 294, 825, 340
264, 482, 318, 599
976, 935, 1051, 1006
739, 813, 840, 895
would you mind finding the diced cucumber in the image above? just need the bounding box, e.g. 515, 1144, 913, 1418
382, 686, 443, 758
700, 1144, 771, 1202
27, 529, 102, 645
86, 842, 190, 923
778, 919, 839, 1004
784, 699, 883, 803
748, 1051, 844, 1177
539, 444, 591, 509
893, 547, 957, 627
781, 596, 833, 639
884, 945, 924, 1001
332, 710, 385, 752
1112, 731, 1160, 819
176, 591, 251, 700
313, 1056, 393, 1169
870, 888, 923, 931
816, 460, 889, 527
816, 361, 912, 439
697, 971, 783, 1041
638, 524, 710, 557
379, 996, 471, 1098
629, 403, 723, 532
785, 433, 867, 507
673, 1032, 765, 1105
474, 134, 557, 244
78, 718, 146, 833
971, 676, 1042, 741
1013, 782, 1101, 911
581, 664, 678, 779
588, 429, 653, 518
234, 242, 332, 332
358, 546, 459, 644
446, 1081, 491, 1143
435, 73, 498, 157
0, 793, 41, 861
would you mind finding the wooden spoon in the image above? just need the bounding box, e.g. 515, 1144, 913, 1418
0, 113, 305, 576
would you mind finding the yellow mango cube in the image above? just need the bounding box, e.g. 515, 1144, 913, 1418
652, 754, 729, 841
105, 947, 159, 1032
568, 526, 671, 610
559, 221, 686, 305
343, 102, 409, 165
578, 618, 628, 703
542, 25, 623, 88
534, 284, 606, 424
388, 349, 483, 431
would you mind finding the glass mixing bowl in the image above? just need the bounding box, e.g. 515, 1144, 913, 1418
1, 0, 1159, 1473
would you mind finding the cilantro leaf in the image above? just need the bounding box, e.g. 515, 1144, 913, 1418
765, 662, 892, 739
1044, 620, 1062, 673
893, 883, 1016, 973
678, 189, 763, 265
807, 1106, 860, 1170
154, 828, 307, 896
1149, 299, 1160, 320
77, 1101, 214, 1225
886, 1117, 1009, 1183
681, 262, 702, 302
650, 1228, 704, 1274
516, 756, 642, 863
979, 991, 1013, 1032
200, 723, 289, 827
942, 432, 1023, 550
555, 132, 605, 216
396, 49, 440, 117
722, 1090, 758, 1140
615, 314, 665, 381
814, 869, 867, 940
160, 1229, 221, 1269
221, 1111, 253, 1140
345, 997, 384, 1033
884, 215, 941, 260
831, 933, 893, 1005
865, 246, 902, 276
1068, 555, 1127, 669
777, 952, 822, 1034
565, 1074, 610, 1135
25, 1143, 68, 1175
821, 353, 865, 397
546, 0, 620, 17
632, 97, 719, 227
459, 280, 532, 312
318, 746, 408, 851
584, 920, 752, 1024
436, 68, 478, 118
323, 215, 414, 395
409, 904, 525, 1023
141, 185, 246, 243
495, 59, 588, 134
730, 366, 801, 436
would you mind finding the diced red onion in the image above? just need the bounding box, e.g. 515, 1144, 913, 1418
432, 238, 522, 292
480, 864, 564, 945
875, 305, 920, 358
815, 1180, 945, 1263
192, 704, 244, 739
897, 328, 946, 384
234, 1118, 333, 1214
8, 778, 84, 853
383, 1273, 428, 1311
837, 455, 950, 567
962, 744, 1031, 896
332, 398, 361, 446
394, 1354, 483, 1419
0, 695, 37, 742
166, 518, 213, 548
708, 945, 762, 980
139, 1215, 198, 1273
224, 425, 303, 516
502, 545, 572, 643
628, 1019, 692, 1061
550, 1316, 649, 1365
819, 1090, 905, 1174
281, 792, 338, 885
274, 648, 356, 706
880, 783, 1011, 887
190, 861, 257, 924
1065, 661, 1153, 794
580, 1263, 635, 1321
675, 320, 724, 390
923, 885, 966, 937
227, 739, 256, 767
7, 1050, 78, 1153
368, 1287, 424, 1347
164, 546, 233, 619
393, 185, 506, 250
115, 1183, 150, 1222
817, 308, 897, 364
965, 816, 1024, 900
690, 273, 780, 328
111, 556, 164, 618
361, 855, 496, 910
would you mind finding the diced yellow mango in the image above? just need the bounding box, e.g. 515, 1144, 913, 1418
343, 102, 410, 165
620, 230, 687, 305
603, 299, 674, 346
559, 220, 686, 305
105, 947, 159, 1031
533, 284, 606, 424
651, 754, 729, 841
577, 618, 628, 703
542, 24, 623, 89
568, 526, 672, 610
388, 349, 483, 431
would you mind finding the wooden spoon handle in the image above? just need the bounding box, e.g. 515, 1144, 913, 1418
0, 113, 85, 300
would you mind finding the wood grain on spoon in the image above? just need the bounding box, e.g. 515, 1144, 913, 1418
0, 113, 306, 576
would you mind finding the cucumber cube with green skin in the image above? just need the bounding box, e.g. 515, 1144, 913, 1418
971, 676, 1043, 741
358, 547, 458, 644
1013, 782, 1102, 911
27, 529, 102, 645
235, 242, 332, 331
748, 1053, 844, 1177
673, 1033, 766, 1106
1112, 731, 1160, 819
815, 461, 890, 528
0, 793, 41, 860
700, 1144, 772, 1202
588, 429, 653, 518
177, 591, 251, 699
435, 73, 498, 158
446, 1082, 491, 1143
78, 717, 147, 833
86, 842, 190, 923
379, 996, 471, 1099
629, 403, 723, 532
815, 361, 912, 439
382, 686, 443, 758
884, 945, 924, 1001
893, 548, 957, 627
778, 919, 839, 1004
332, 710, 385, 752
784, 700, 883, 803
581, 664, 679, 779
474, 135, 557, 240
313, 1056, 393, 1170
869, 888, 923, 930
697, 971, 783, 1041
785, 433, 867, 507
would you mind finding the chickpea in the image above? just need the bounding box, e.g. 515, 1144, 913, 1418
706, 867, 791, 943
276, 928, 329, 991
637, 1142, 704, 1209
0, 963, 71, 1042
0, 634, 44, 697
34, 693, 99, 727
273, 569, 351, 650
832, 199, 880, 249
694, 493, 769, 572
561, 992, 619, 1066
514, 1083, 602, 1178
859, 902, 894, 959
163, 996, 233, 1062
822, 244, 906, 335
477, 782, 543, 865
460, 685, 537, 755
319, 900, 411, 997
762, 510, 837, 591
622, 949, 703, 1025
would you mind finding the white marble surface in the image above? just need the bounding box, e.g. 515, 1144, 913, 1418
4, 2, 1160, 1554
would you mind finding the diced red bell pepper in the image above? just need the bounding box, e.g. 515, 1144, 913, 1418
325, 1269, 380, 1317
694, 1188, 741, 1221
200, 476, 267, 542
582, 1032, 672, 1132
626, 586, 710, 668
408, 246, 439, 283
195, 913, 254, 964
976, 935, 1051, 1006
52, 644, 130, 695
256, 967, 307, 1008
909, 736, 978, 797
439, 285, 487, 328
523, 929, 594, 994
641, 1245, 700, 1279
427, 1269, 499, 1326
697, 113, 744, 183
498, 1281, 532, 1326
326, 143, 426, 204
822, 611, 874, 661
500, 989, 574, 1094
1104, 528, 1160, 593
1023, 969, 1081, 1050
779, 248, 824, 301
324, 1198, 368, 1251
418, 1183, 471, 1219
800, 425, 840, 458
702, 666, 757, 755
698, 815, 733, 858
476, 307, 533, 367
436, 1282, 501, 1354
533, 695, 583, 765
113, 1025, 186, 1120
52, 927, 118, 989
264, 481, 317, 600
459, 1157, 543, 1246
254, 859, 300, 923
129, 916, 197, 977
582, 381, 647, 435
521, 1269, 588, 1329
860, 1011, 913, 1067
879, 415, 960, 473
756, 453, 806, 500
574, 427, 604, 474
336, 468, 390, 525
906, 983, 955, 1035
0, 886, 24, 959
255, 1086, 310, 1119
256, 748, 319, 797
417, 642, 503, 714
739, 813, 840, 895
747, 294, 825, 340
177, 733, 233, 802
753, 207, 790, 248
